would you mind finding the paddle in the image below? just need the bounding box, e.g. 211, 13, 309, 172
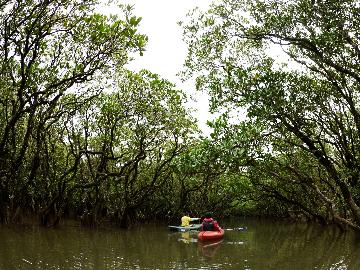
223, 226, 248, 231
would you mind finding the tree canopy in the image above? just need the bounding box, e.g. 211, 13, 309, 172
1, 0, 360, 231
181, 0, 360, 230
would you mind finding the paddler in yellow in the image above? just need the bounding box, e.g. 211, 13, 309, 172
181, 213, 191, 227
181, 213, 200, 227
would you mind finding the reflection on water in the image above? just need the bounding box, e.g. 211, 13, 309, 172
198, 239, 223, 258
1, 219, 360, 270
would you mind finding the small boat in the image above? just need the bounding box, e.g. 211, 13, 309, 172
168, 224, 202, 232
198, 228, 225, 241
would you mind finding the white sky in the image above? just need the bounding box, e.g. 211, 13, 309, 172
100, 1, 290, 136
120, 0, 214, 135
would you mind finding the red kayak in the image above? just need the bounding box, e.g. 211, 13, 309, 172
198, 229, 225, 241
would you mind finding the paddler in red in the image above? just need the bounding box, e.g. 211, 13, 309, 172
201, 212, 221, 231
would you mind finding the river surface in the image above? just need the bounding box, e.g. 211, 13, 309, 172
1, 218, 360, 270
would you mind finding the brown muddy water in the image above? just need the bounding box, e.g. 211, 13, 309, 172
0, 218, 359, 270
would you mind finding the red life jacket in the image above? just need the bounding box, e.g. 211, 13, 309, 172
202, 218, 215, 231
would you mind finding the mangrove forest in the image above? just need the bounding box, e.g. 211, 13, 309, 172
1, 0, 360, 232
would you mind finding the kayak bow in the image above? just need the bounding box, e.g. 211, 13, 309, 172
198, 228, 225, 241
168, 224, 202, 232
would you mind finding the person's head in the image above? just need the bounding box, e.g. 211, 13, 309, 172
204, 212, 213, 219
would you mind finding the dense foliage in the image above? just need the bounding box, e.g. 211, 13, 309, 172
0, 0, 222, 228
181, 0, 360, 230
1, 0, 360, 231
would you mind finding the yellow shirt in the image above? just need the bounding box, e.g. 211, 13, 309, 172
181, 215, 191, 227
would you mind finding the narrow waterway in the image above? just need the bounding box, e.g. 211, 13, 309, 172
1, 218, 359, 270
